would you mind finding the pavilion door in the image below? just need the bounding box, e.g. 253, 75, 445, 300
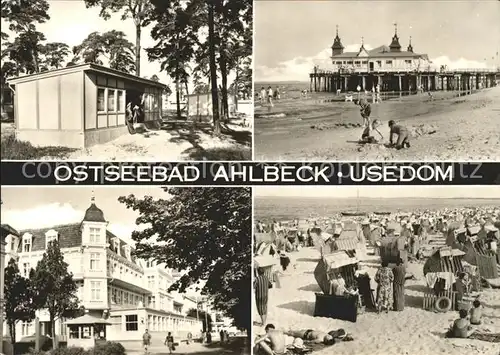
369, 62, 374, 72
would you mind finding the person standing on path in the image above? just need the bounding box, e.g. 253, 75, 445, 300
392, 258, 406, 311
142, 329, 152, 355
164, 332, 175, 354
254, 266, 273, 326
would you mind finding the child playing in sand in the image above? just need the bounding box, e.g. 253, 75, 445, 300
388, 120, 410, 149
470, 299, 483, 325
361, 119, 384, 143
446, 309, 476, 339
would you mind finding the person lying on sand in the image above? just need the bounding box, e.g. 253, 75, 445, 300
446, 309, 476, 339
284, 328, 352, 345
388, 120, 411, 150
254, 324, 295, 355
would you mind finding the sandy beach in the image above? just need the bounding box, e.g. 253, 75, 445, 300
254, 87, 500, 161
253, 246, 500, 355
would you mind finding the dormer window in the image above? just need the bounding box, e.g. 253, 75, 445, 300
124, 245, 131, 260
22, 233, 33, 253
9, 235, 18, 252
89, 227, 100, 243
45, 229, 59, 248
113, 239, 120, 255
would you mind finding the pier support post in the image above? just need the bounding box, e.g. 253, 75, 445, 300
344, 76, 348, 92
310, 77, 313, 93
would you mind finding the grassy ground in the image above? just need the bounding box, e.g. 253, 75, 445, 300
1, 133, 76, 160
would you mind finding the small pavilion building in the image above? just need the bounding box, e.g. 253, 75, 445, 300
7, 63, 167, 148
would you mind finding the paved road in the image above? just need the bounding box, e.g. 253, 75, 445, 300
127, 339, 250, 355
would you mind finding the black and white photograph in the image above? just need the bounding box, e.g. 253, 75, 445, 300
254, 1, 500, 160
0, 186, 251, 355
1, 0, 252, 161
253, 186, 500, 355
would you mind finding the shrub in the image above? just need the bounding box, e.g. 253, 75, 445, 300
51, 347, 89, 355
92, 342, 126, 355
23, 349, 47, 355
0, 133, 75, 160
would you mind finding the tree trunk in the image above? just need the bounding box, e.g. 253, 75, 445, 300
175, 74, 181, 119
0, 85, 6, 118
208, 0, 221, 135
50, 315, 58, 349
234, 62, 239, 111
220, 48, 229, 121
135, 25, 141, 76
8, 321, 16, 354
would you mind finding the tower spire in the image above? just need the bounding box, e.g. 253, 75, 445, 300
91, 190, 95, 203
407, 36, 413, 52
389, 22, 401, 52
336, 24, 339, 37
394, 22, 398, 36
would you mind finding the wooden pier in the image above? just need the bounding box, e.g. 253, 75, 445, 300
308, 68, 499, 93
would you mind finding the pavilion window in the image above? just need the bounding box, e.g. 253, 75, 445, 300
82, 326, 92, 339
125, 315, 138, 331
117, 90, 125, 112
108, 89, 116, 112
69, 326, 80, 339
97, 88, 106, 112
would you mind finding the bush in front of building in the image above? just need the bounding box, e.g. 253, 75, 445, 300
23, 342, 126, 355
92, 342, 126, 355
51, 347, 88, 355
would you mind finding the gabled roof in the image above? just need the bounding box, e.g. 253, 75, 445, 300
1, 224, 19, 238
331, 44, 428, 59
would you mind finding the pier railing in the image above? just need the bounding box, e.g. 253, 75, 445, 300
311, 67, 499, 75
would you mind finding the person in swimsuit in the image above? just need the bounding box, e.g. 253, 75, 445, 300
254, 324, 294, 355
284, 329, 335, 345
388, 120, 410, 149
470, 299, 482, 325
447, 309, 475, 338
358, 99, 372, 137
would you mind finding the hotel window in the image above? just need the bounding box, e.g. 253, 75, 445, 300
23, 236, 31, 252
126, 315, 138, 331
108, 89, 116, 112
89, 227, 100, 243
124, 292, 129, 305
377, 61, 382, 67
148, 276, 155, 289
386, 60, 393, 65
405, 60, 412, 64
22, 263, 31, 278
117, 290, 123, 304
148, 296, 156, 309
91, 281, 101, 300
90, 253, 100, 270
97, 88, 106, 112
21, 321, 33, 336
10, 237, 16, 252
112, 288, 117, 303
347, 61, 353, 64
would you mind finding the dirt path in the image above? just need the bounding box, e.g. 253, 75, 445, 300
255, 87, 500, 160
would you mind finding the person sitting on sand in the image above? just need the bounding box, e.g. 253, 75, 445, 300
470, 299, 483, 325
388, 120, 411, 150
446, 309, 476, 338
254, 324, 295, 355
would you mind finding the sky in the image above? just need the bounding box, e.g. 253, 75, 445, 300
255, 0, 500, 82
0, 186, 167, 245
0, 0, 234, 93
255, 186, 500, 199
